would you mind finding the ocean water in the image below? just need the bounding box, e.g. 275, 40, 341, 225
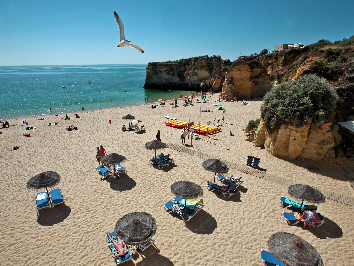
0, 64, 198, 119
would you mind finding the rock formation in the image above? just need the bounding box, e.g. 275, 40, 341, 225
254, 119, 338, 161
144, 56, 231, 91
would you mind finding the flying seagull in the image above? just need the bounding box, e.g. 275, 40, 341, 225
114, 11, 144, 53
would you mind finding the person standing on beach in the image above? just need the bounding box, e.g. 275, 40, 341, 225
96, 147, 102, 165
181, 128, 187, 144
156, 130, 161, 142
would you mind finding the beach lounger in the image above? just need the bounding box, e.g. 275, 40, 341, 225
157, 154, 174, 164
106, 232, 133, 265
173, 197, 204, 212
97, 165, 113, 180
136, 238, 155, 252
149, 158, 169, 169
280, 196, 317, 211
216, 174, 243, 187
114, 164, 127, 176
36, 192, 50, 214
261, 249, 285, 266
207, 182, 237, 198
49, 188, 64, 206
282, 212, 325, 228
164, 201, 199, 222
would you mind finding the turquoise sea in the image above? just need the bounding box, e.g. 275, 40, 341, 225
0, 64, 198, 119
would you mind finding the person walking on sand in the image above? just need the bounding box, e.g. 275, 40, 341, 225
99, 145, 106, 158
156, 130, 161, 142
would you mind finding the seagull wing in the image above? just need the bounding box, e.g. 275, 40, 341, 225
114, 11, 125, 41
127, 43, 144, 53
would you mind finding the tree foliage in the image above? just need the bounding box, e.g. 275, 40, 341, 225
261, 75, 339, 133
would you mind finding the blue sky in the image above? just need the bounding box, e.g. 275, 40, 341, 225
1, 0, 353, 66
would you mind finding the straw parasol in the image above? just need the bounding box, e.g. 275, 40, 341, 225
268, 232, 323, 266
115, 212, 156, 244
202, 159, 228, 182
27, 171, 61, 195
145, 139, 167, 157
122, 114, 135, 119
171, 181, 203, 199
101, 153, 126, 165
288, 184, 325, 203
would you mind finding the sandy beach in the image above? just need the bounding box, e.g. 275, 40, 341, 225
1, 93, 353, 266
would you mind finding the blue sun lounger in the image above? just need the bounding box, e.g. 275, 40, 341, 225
97, 165, 113, 180
164, 201, 199, 222
36, 192, 50, 214
216, 174, 243, 186
207, 181, 237, 198
280, 196, 317, 211
106, 232, 133, 265
50, 188, 64, 206
261, 250, 285, 266
149, 157, 169, 169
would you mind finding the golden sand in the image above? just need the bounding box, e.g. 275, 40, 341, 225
1, 94, 353, 265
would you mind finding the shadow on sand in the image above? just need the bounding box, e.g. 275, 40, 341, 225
307, 216, 343, 239
37, 204, 71, 226
212, 185, 248, 202
107, 174, 136, 192
185, 210, 217, 234
135, 245, 174, 266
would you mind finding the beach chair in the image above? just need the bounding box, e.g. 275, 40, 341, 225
282, 212, 325, 228
164, 201, 199, 222
114, 164, 127, 176
36, 192, 50, 214
261, 249, 285, 266
49, 188, 64, 206
106, 232, 134, 265
216, 174, 243, 187
157, 154, 174, 164
149, 158, 169, 169
207, 182, 237, 198
280, 196, 317, 211
97, 165, 113, 180
136, 238, 155, 252
173, 197, 204, 213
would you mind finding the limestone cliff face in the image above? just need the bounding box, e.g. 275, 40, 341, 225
222, 56, 273, 99
144, 56, 230, 91
254, 119, 337, 161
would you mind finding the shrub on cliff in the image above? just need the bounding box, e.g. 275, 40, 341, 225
261, 74, 339, 133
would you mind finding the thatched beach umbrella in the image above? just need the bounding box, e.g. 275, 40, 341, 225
115, 212, 156, 244
145, 139, 167, 158
27, 171, 60, 195
101, 153, 126, 165
122, 114, 135, 119
288, 184, 325, 203
268, 232, 323, 266
171, 181, 203, 199
202, 159, 228, 182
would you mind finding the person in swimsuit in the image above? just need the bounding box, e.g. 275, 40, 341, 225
106, 233, 128, 258
295, 205, 319, 228
96, 147, 102, 165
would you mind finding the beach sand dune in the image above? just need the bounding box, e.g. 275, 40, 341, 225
1, 94, 353, 265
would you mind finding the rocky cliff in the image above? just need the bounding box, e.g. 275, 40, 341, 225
253, 119, 340, 161
144, 55, 231, 91
144, 38, 354, 121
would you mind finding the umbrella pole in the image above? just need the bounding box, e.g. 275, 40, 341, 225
214, 173, 216, 182
300, 199, 304, 210
46, 187, 52, 207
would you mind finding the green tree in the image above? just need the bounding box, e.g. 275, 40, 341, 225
261, 75, 339, 133
260, 49, 269, 56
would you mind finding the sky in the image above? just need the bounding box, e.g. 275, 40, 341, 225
1, 0, 353, 66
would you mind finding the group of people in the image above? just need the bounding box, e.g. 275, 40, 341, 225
295, 205, 322, 228
96, 145, 106, 165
